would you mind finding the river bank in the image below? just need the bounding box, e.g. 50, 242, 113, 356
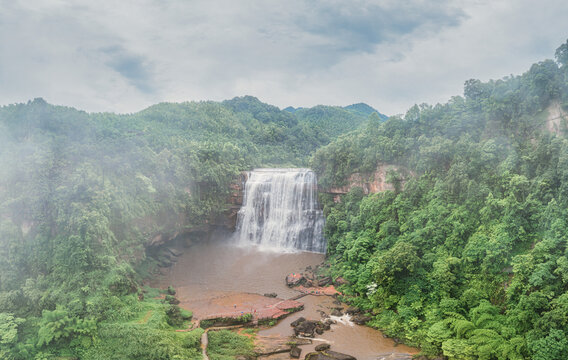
150, 232, 418, 359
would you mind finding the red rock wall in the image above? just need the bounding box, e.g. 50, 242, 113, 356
325, 164, 410, 198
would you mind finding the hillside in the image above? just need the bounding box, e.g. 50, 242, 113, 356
0, 95, 374, 359
311, 41, 568, 359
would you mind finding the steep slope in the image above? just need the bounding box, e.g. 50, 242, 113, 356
311, 46, 568, 359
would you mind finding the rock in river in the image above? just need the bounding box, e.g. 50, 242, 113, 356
305, 350, 357, 360
351, 314, 371, 325
290, 346, 302, 358
286, 273, 305, 287
315, 344, 331, 351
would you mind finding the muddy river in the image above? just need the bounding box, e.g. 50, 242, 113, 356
153, 232, 418, 360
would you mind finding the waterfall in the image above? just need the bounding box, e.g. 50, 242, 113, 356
235, 168, 326, 253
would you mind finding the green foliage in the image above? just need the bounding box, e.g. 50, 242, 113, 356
37, 307, 96, 347
0, 95, 371, 356
313, 42, 568, 359
206, 329, 255, 360
82, 322, 202, 360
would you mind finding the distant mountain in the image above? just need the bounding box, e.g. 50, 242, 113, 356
283, 106, 303, 113
344, 103, 388, 120
285, 102, 388, 122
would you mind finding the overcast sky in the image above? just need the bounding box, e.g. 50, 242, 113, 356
1, 0, 567, 115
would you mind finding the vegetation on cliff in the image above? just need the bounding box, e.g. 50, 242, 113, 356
0, 95, 370, 359
312, 40, 568, 359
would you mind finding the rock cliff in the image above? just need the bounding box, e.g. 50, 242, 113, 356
324, 164, 411, 201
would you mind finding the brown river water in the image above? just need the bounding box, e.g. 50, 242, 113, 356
153, 231, 418, 360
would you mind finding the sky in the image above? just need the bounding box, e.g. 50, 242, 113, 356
1, 0, 567, 116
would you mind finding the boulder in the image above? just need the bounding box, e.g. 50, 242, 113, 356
290, 317, 306, 327
290, 346, 302, 358
330, 308, 343, 317
294, 320, 318, 337
334, 277, 348, 285
351, 314, 371, 325
264, 292, 278, 298
166, 247, 183, 257
315, 344, 331, 351
160, 250, 175, 261
290, 318, 325, 337
345, 306, 361, 315
317, 276, 332, 287
158, 258, 173, 268
286, 273, 306, 287
305, 350, 357, 360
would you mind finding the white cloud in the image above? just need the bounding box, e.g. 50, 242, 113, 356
0, 0, 566, 115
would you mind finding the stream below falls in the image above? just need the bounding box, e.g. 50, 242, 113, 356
152, 233, 418, 360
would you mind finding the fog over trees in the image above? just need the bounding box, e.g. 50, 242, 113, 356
1, 40, 568, 360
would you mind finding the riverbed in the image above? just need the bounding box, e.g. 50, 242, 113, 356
152, 231, 418, 359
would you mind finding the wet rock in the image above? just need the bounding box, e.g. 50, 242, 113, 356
290, 317, 306, 327
253, 335, 311, 356
345, 306, 361, 315
286, 273, 306, 287
322, 323, 331, 331
315, 344, 331, 351
376, 355, 413, 360
332, 299, 342, 306
324, 319, 336, 325
158, 258, 173, 267
330, 308, 343, 317
264, 292, 278, 298
351, 314, 371, 325
305, 350, 357, 360
317, 310, 328, 318
290, 346, 302, 358
293, 320, 318, 337
290, 318, 326, 337
160, 250, 175, 261
317, 276, 332, 287
166, 247, 182, 257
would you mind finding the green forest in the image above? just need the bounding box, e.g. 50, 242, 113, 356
1, 40, 568, 359
0, 94, 373, 358
313, 41, 568, 359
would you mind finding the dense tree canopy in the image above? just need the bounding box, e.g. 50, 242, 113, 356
0, 96, 372, 359
311, 40, 568, 359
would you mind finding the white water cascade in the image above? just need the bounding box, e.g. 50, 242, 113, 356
235, 168, 326, 253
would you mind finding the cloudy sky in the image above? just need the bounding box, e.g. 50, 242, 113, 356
1, 0, 567, 115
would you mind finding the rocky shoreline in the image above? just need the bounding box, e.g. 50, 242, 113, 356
152, 239, 418, 360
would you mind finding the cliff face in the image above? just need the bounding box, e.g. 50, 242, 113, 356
324, 164, 410, 201
211, 172, 248, 230
546, 101, 568, 135
148, 173, 248, 249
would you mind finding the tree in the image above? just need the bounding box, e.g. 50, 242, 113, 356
555, 39, 568, 67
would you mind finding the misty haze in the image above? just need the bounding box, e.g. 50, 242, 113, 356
1, 2, 568, 360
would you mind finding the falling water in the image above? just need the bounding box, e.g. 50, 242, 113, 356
235, 168, 326, 253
